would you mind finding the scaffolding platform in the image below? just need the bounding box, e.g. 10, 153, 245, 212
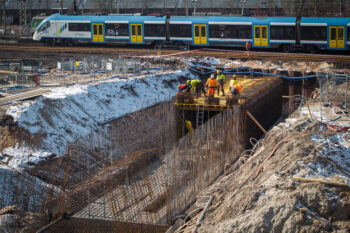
175, 76, 282, 111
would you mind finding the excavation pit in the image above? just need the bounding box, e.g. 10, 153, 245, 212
1, 56, 346, 233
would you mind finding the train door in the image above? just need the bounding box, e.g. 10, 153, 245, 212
329, 26, 345, 49
194, 24, 207, 45
130, 24, 143, 43
254, 25, 268, 47
92, 23, 104, 42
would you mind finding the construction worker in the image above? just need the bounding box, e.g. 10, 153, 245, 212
230, 76, 243, 97
177, 83, 191, 92
216, 70, 226, 96
187, 79, 206, 97
206, 73, 218, 97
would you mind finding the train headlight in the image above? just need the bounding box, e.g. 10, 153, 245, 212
33, 32, 39, 41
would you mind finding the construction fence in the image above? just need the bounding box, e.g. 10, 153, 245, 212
0, 57, 142, 88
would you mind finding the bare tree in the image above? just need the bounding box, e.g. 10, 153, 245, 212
143, 0, 148, 13
1, 0, 6, 32
267, 0, 277, 16
281, 0, 307, 16
97, 0, 108, 13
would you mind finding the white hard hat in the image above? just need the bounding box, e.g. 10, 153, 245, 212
210, 74, 215, 79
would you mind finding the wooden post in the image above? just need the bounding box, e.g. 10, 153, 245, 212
302, 79, 306, 98
246, 110, 267, 134
288, 81, 294, 113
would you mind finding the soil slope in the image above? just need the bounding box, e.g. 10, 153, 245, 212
176, 101, 350, 233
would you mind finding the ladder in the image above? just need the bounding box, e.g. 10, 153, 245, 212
196, 105, 205, 128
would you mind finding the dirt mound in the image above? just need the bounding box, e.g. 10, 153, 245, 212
175, 102, 350, 233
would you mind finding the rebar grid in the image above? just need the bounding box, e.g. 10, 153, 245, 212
0, 95, 243, 232
1, 73, 348, 232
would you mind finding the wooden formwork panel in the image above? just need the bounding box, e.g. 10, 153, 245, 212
175, 76, 282, 111
45, 217, 168, 233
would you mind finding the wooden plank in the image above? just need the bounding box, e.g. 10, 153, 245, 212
45, 217, 169, 233
0, 88, 50, 106
292, 177, 350, 188
246, 110, 267, 134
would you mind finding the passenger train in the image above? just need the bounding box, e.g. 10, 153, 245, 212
33, 13, 350, 52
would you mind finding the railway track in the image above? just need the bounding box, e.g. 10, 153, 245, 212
1, 44, 350, 63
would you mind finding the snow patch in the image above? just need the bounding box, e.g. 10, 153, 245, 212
3, 143, 52, 168
2, 70, 195, 169
6, 102, 32, 122
43, 84, 88, 99
306, 133, 350, 185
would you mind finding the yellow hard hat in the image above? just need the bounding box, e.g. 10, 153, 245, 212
177, 85, 180, 88
233, 75, 237, 78
187, 80, 190, 84
217, 70, 221, 74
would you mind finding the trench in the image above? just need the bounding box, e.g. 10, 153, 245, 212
32, 74, 309, 233
0, 70, 321, 233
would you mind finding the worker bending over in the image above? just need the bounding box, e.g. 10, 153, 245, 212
187, 79, 207, 97
206, 74, 218, 97
229, 75, 243, 97
177, 83, 191, 92
216, 70, 226, 96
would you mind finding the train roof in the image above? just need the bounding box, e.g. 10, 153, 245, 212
41, 14, 350, 26
169, 16, 296, 24
301, 17, 350, 25
45, 14, 167, 23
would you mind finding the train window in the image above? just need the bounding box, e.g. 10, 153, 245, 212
137, 25, 142, 36
338, 28, 344, 40
330, 28, 336, 40
169, 24, 192, 38
270, 26, 295, 40
132, 25, 136, 35
37, 21, 50, 32
105, 24, 128, 36
348, 27, 350, 41
201, 26, 206, 37
262, 27, 266, 38
301, 26, 327, 41
255, 27, 260, 38
144, 24, 165, 37
209, 25, 251, 39
93, 25, 97, 35
195, 26, 200, 37
69, 23, 90, 32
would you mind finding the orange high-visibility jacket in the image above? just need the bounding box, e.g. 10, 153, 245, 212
206, 78, 218, 88
233, 84, 242, 94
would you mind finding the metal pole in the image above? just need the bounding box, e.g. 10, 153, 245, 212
326, 73, 329, 104
193, 1, 196, 16
60, 0, 63, 14
318, 76, 323, 123
345, 74, 348, 109
117, 1, 120, 14
240, 0, 246, 16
